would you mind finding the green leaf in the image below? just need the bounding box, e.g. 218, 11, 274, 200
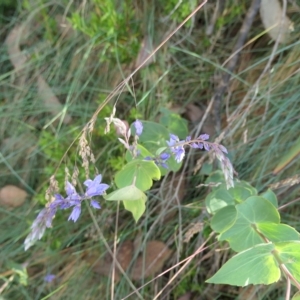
205, 188, 235, 214
275, 241, 300, 282
115, 160, 161, 191
199, 162, 213, 175
159, 108, 188, 139
104, 186, 147, 222
135, 121, 170, 153
11, 263, 28, 286
155, 147, 167, 156
260, 189, 278, 208
228, 182, 257, 203
211, 206, 237, 233
258, 223, 300, 242
206, 243, 280, 286
123, 199, 146, 222
219, 197, 280, 251
104, 185, 147, 202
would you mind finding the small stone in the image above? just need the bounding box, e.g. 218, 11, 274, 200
0, 185, 27, 208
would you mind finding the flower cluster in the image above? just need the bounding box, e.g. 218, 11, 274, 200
24, 175, 109, 251
145, 133, 234, 189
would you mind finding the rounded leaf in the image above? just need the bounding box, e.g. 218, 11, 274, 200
205, 188, 234, 214
104, 185, 147, 202
260, 189, 278, 208
115, 160, 161, 191
206, 243, 280, 286
219, 197, 280, 251
211, 206, 237, 233
276, 241, 300, 282
258, 223, 300, 242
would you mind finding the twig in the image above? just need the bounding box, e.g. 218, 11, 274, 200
212, 0, 261, 132
285, 276, 291, 300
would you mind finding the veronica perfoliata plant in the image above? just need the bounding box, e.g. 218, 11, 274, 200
204, 171, 300, 298
103, 116, 233, 222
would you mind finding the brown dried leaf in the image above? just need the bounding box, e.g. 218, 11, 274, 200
131, 241, 172, 280
183, 223, 203, 243
178, 292, 193, 300
185, 104, 215, 138
260, 0, 293, 43
5, 23, 71, 124
5, 24, 28, 71
87, 240, 172, 281
185, 103, 204, 123
0, 185, 27, 208
37, 76, 72, 124
88, 241, 134, 282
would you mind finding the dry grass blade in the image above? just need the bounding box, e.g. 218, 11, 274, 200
5, 23, 71, 125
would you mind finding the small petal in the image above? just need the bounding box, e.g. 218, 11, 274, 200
118, 138, 129, 148
90, 200, 101, 209
161, 163, 169, 169
68, 205, 81, 222
133, 120, 143, 136
170, 134, 179, 141
160, 152, 170, 161
199, 134, 209, 141
190, 142, 201, 149
45, 207, 57, 228
174, 147, 185, 163
65, 182, 76, 196
203, 143, 210, 151
186, 136, 191, 142
84, 175, 102, 187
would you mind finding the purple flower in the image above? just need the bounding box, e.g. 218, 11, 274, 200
203, 143, 210, 151
161, 162, 169, 169
68, 200, 81, 222
25, 173, 110, 250
173, 146, 185, 163
166, 134, 179, 147
65, 182, 81, 201
53, 193, 71, 209
24, 207, 54, 251
90, 200, 101, 209
44, 274, 56, 283
84, 174, 110, 197
160, 152, 170, 161
166, 134, 185, 163
133, 120, 143, 136
190, 142, 203, 149
159, 152, 171, 169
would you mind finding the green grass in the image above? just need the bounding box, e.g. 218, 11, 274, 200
1, 0, 300, 299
